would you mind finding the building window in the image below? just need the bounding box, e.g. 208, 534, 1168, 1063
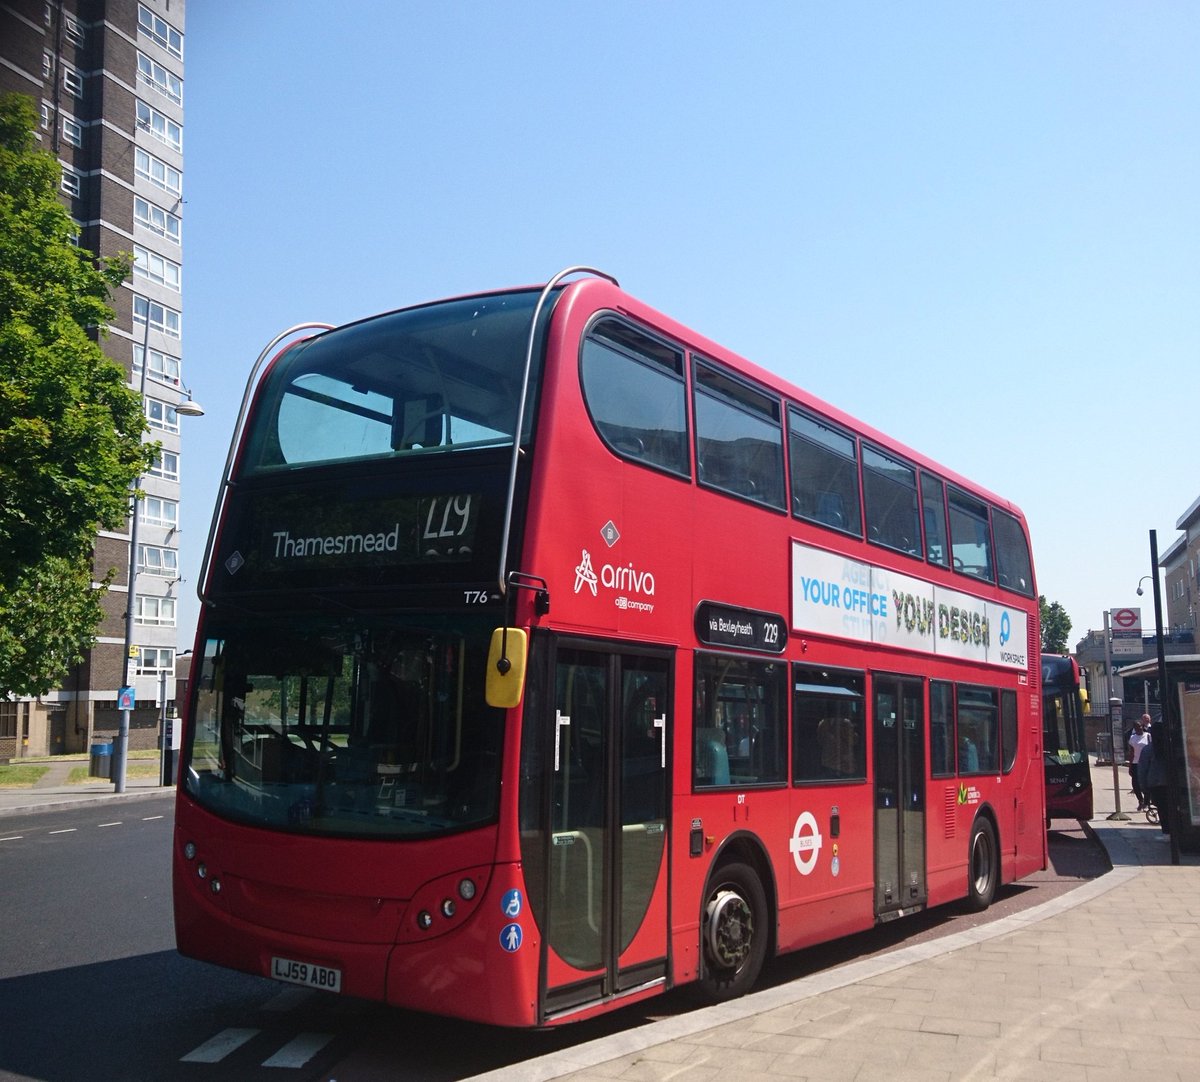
0, 701, 17, 740
133, 343, 181, 385
133, 197, 181, 243
145, 398, 179, 434
63, 66, 84, 97
136, 596, 176, 627
136, 646, 175, 677
60, 165, 81, 197
136, 101, 182, 153
64, 16, 84, 49
137, 544, 178, 577
139, 495, 178, 528
43, 51, 53, 77
133, 295, 181, 339
137, 52, 182, 105
146, 449, 179, 482
134, 245, 181, 291
62, 118, 82, 147
138, 4, 183, 60
147, 449, 179, 482
135, 148, 182, 197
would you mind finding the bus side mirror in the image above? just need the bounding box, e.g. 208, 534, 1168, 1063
486, 628, 527, 709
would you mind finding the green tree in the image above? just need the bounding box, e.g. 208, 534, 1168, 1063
0, 92, 152, 697
1039, 595, 1072, 655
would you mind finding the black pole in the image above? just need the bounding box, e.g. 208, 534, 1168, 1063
1149, 529, 1181, 865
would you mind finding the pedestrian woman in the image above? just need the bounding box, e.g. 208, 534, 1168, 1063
1128, 715, 1150, 810
1140, 719, 1171, 836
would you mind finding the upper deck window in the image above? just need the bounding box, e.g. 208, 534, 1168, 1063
992, 508, 1034, 597
580, 318, 689, 478
694, 361, 785, 510
241, 290, 550, 475
788, 407, 862, 536
921, 472, 950, 567
948, 488, 993, 584
862, 445, 920, 557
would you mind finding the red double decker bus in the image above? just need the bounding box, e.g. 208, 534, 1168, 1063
1041, 653, 1092, 823
174, 268, 1045, 1027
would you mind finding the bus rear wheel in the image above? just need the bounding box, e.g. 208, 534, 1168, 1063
965, 818, 998, 912
696, 862, 767, 1002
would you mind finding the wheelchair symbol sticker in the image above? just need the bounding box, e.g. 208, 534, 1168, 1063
500, 923, 523, 952
502, 889, 522, 918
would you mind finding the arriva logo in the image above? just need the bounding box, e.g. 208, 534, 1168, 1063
573, 549, 656, 613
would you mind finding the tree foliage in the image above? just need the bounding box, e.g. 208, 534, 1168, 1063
0, 92, 152, 697
1039, 595, 1072, 655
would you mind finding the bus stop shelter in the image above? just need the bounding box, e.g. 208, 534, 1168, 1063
1118, 654, 1200, 853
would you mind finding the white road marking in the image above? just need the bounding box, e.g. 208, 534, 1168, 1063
142, 814, 165, 821
261, 1032, 334, 1068
98, 822, 123, 828
49, 828, 77, 835
180, 1027, 260, 1063
0, 836, 23, 842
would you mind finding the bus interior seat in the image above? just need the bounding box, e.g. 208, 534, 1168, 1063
695, 728, 730, 786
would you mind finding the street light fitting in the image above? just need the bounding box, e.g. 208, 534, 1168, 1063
1136, 575, 1154, 597
176, 384, 205, 417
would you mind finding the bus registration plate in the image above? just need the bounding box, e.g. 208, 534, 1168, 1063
271, 956, 342, 993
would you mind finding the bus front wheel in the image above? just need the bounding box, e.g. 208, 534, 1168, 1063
965, 818, 998, 912
696, 862, 767, 1002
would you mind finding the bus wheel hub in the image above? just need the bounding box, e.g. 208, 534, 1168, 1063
706, 889, 753, 969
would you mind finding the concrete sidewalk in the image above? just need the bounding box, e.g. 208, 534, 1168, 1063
0, 754, 171, 816
477, 767, 1200, 1082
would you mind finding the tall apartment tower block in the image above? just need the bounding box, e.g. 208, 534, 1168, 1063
0, 0, 190, 757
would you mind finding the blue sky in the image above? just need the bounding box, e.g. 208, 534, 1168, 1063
176, 2, 1200, 649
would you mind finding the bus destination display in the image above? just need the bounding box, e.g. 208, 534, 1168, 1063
695, 601, 788, 654
219, 489, 482, 588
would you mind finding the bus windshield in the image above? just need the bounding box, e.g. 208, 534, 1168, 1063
241, 289, 547, 474
183, 613, 504, 838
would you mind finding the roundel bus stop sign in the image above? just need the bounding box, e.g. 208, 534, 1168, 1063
1110, 607, 1142, 657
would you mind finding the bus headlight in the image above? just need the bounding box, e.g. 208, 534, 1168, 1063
458, 878, 476, 901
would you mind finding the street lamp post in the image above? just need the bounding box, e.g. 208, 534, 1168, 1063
112, 310, 203, 793
1145, 531, 1181, 866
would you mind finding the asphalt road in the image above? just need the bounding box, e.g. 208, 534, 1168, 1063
0, 800, 1107, 1081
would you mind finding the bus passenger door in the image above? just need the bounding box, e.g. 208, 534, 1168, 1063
543, 644, 671, 1017
873, 676, 926, 917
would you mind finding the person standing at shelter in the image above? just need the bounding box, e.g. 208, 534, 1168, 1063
1140, 718, 1171, 836
1128, 715, 1150, 811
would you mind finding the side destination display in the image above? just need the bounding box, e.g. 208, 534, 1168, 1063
695, 601, 788, 654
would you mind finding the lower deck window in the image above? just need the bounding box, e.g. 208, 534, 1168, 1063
956, 685, 999, 774
693, 653, 786, 788
793, 666, 866, 783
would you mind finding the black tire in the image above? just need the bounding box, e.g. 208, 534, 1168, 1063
695, 861, 768, 1002
964, 817, 998, 912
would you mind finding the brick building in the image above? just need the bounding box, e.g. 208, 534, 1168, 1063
0, 0, 191, 758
